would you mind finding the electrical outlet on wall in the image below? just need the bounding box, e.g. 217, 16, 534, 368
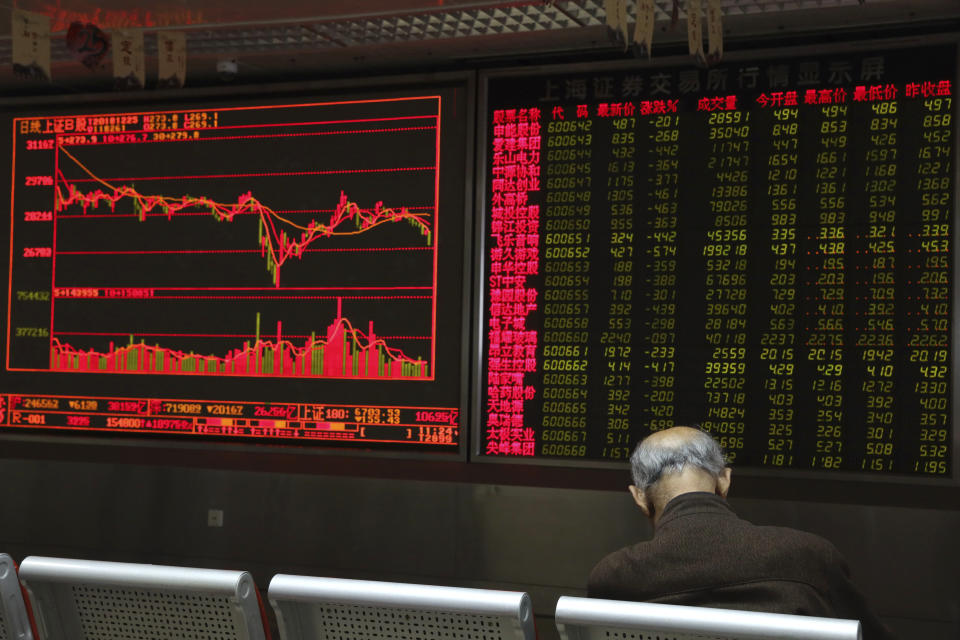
207, 509, 224, 527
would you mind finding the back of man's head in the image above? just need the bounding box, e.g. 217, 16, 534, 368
628, 426, 731, 521
630, 426, 727, 489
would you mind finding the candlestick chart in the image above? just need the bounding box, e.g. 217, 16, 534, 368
9, 96, 443, 380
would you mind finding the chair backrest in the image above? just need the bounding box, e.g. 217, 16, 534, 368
18, 556, 268, 640
554, 596, 862, 640
268, 574, 535, 640
0, 554, 33, 640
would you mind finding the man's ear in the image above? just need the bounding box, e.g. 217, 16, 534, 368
717, 467, 732, 498
628, 485, 651, 518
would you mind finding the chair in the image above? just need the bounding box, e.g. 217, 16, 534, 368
0, 553, 34, 639
554, 596, 861, 640
18, 556, 269, 639
268, 574, 536, 640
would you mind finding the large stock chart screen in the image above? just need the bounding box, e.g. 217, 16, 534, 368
478, 44, 955, 476
3, 82, 468, 454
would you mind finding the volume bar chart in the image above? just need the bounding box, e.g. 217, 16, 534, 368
9, 96, 443, 381
50, 301, 428, 378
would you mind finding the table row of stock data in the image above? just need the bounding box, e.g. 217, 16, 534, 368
0, 395, 459, 445
531, 95, 951, 473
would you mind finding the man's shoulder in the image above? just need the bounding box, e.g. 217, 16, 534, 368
589, 519, 839, 565
748, 522, 841, 557
587, 540, 659, 600
669, 507, 847, 580
587, 525, 846, 602
741, 521, 849, 580
589, 539, 651, 577
669, 502, 841, 563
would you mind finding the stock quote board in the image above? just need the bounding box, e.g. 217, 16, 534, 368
477, 44, 955, 476
2, 80, 469, 455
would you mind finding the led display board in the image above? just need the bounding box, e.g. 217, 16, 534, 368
477, 44, 954, 476
3, 78, 471, 456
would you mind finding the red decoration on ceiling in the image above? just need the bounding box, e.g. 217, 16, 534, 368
35, 1, 206, 32
64, 22, 110, 70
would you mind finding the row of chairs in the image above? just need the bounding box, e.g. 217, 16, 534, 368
0, 553, 861, 640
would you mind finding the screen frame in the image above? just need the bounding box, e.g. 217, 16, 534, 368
0, 69, 476, 464
471, 34, 960, 486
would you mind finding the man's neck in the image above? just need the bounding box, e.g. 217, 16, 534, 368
651, 470, 722, 524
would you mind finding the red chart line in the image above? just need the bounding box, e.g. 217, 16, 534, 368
56, 297, 431, 302
136, 114, 438, 134
58, 206, 434, 219
56, 332, 433, 339
58, 125, 440, 147
179, 114, 439, 130
64, 166, 436, 182
71, 295, 433, 302
56, 247, 433, 256
272, 206, 433, 213
55, 286, 432, 291
198, 113, 438, 129
192, 126, 436, 143
45, 96, 439, 125
54, 154, 434, 286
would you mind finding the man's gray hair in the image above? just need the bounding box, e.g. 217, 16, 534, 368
630, 428, 727, 490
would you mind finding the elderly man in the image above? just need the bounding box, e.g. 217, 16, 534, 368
588, 426, 895, 640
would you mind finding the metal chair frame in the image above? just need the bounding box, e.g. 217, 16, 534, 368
0, 553, 34, 640
554, 596, 862, 640
269, 574, 536, 640
18, 556, 268, 640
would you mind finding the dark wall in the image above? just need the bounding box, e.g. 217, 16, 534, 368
2, 23, 959, 640
0, 455, 957, 638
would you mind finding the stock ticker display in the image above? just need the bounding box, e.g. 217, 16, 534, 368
4, 88, 467, 453
480, 45, 955, 475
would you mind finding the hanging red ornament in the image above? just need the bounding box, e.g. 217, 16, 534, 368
65, 21, 111, 70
